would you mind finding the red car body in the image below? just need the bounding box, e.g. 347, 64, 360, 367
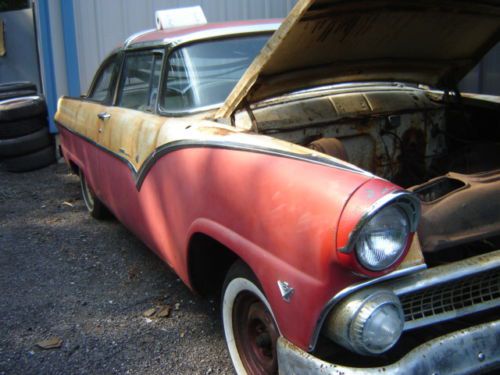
56, 1, 500, 374
58, 109, 409, 350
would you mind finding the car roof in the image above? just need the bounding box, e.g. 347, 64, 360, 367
124, 19, 281, 50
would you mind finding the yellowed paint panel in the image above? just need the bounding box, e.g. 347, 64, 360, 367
56, 96, 362, 175
397, 234, 425, 270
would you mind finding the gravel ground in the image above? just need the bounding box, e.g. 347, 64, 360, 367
0, 163, 233, 374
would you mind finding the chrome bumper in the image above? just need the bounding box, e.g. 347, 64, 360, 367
278, 320, 500, 375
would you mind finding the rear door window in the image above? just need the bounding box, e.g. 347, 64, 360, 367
117, 51, 163, 112
88, 55, 119, 103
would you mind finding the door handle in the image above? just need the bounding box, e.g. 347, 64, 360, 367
97, 112, 111, 121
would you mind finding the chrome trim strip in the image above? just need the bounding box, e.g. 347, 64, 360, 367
56, 121, 370, 192
391, 249, 500, 296
57, 122, 138, 175
390, 249, 500, 330
338, 191, 421, 254
280, 320, 500, 375
137, 139, 371, 188
321, 250, 500, 337
307, 263, 426, 351
157, 102, 222, 117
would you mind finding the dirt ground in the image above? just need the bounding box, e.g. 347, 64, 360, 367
0, 163, 233, 374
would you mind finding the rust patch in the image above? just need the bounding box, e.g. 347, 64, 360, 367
410, 170, 500, 253
308, 137, 348, 161
196, 126, 234, 136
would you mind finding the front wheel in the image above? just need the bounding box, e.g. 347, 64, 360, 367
79, 170, 108, 219
222, 261, 280, 375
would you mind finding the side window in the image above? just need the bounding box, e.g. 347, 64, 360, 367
117, 52, 163, 111
88, 56, 119, 103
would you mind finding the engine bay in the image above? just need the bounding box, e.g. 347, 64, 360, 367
237, 84, 500, 263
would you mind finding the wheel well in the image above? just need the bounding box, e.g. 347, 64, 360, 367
68, 160, 79, 175
188, 233, 239, 297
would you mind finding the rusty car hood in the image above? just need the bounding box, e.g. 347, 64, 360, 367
216, 0, 500, 118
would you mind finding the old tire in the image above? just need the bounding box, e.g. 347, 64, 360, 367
4, 145, 55, 172
0, 81, 37, 94
0, 82, 37, 100
0, 89, 38, 101
222, 261, 281, 375
79, 170, 109, 219
0, 116, 46, 139
0, 96, 47, 122
0, 127, 51, 157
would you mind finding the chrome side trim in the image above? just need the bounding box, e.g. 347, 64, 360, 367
137, 139, 371, 188
56, 122, 371, 193
279, 320, 500, 375
338, 191, 421, 253
308, 263, 426, 351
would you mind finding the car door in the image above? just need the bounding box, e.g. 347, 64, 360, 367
70, 53, 121, 198
96, 49, 166, 229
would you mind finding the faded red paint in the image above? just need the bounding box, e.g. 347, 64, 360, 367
59, 125, 404, 349
131, 19, 282, 46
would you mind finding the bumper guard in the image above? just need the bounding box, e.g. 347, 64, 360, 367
278, 320, 500, 375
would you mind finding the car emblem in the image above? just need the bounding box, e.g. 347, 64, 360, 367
277, 280, 295, 302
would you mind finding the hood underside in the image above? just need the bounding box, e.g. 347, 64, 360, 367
216, 0, 500, 118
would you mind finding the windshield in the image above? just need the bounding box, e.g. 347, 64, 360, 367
159, 34, 269, 113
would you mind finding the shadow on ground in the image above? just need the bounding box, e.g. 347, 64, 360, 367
0, 164, 233, 375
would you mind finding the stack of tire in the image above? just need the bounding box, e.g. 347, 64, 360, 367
0, 82, 55, 172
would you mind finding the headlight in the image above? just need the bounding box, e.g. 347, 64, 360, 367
355, 205, 410, 271
324, 290, 404, 355
350, 291, 404, 354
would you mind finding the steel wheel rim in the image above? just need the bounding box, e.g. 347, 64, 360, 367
232, 291, 279, 374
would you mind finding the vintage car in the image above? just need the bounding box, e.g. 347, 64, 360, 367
56, 0, 500, 374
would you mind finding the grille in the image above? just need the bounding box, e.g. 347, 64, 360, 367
400, 269, 500, 327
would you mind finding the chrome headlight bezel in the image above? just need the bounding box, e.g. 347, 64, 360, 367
354, 204, 410, 271
323, 289, 405, 356
339, 191, 421, 272
348, 290, 404, 354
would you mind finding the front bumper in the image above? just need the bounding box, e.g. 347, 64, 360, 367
278, 319, 500, 375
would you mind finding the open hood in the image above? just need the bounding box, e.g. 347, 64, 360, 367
216, 0, 500, 118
